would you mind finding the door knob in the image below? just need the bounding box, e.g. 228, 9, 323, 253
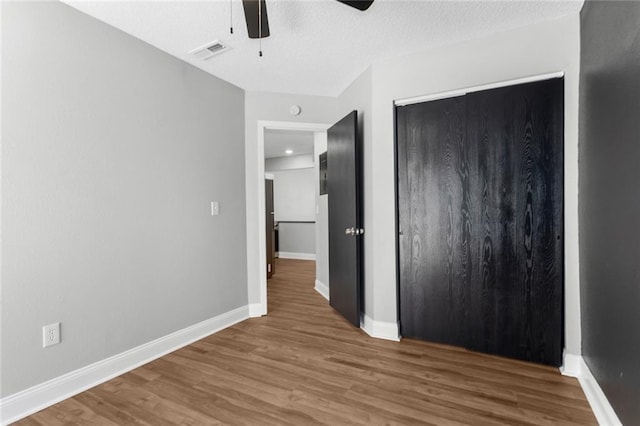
345, 227, 364, 236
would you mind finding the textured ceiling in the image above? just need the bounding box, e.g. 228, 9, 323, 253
264, 129, 315, 158
64, 0, 583, 96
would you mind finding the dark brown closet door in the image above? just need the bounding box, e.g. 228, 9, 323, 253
397, 95, 472, 347
466, 79, 564, 366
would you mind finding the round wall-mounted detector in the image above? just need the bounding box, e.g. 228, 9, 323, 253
289, 105, 301, 116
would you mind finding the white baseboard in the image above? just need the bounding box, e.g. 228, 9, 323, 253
560, 353, 622, 426
248, 303, 266, 317
361, 314, 400, 342
314, 280, 329, 301
0, 305, 250, 425
278, 252, 316, 260
560, 352, 583, 377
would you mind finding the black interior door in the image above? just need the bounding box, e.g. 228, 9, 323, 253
328, 111, 362, 327
396, 78, 564, 366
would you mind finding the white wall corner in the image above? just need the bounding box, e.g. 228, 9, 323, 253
560, 354, 623, 426
361, 314, 400, 342
248, 303, 266, 318
314, 280, 329, 301
0, 305, 250, 425
278, 252, 316, 261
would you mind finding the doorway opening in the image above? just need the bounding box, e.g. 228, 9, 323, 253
265, 129, 317, 271
255, 121, 330, 315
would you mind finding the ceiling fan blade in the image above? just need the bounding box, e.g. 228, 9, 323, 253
336, 0, 375, 11
242, 0, 270, 39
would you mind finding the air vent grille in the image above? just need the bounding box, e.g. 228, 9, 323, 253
189, 40, 230, 60
206, 43, 226, 54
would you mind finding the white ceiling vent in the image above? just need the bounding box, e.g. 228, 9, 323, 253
189, 40, 229, 60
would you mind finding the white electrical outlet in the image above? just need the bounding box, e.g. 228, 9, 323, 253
43, 322, 61, 348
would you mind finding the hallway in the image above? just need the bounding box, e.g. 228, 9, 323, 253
18, 259, 595, 425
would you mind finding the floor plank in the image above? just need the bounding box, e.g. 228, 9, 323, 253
17, 259, 596, 425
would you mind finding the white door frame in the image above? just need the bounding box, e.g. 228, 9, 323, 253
253, 121, 331, 316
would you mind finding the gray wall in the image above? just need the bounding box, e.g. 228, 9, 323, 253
266, 156, 316, 256
271, 168, 315, 222
579, 2, 640, 423
1, 1, 247, 397
278, 223, 316, 255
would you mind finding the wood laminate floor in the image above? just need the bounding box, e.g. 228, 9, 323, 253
17, 259, 596, 425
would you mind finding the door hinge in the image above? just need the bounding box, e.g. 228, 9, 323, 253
268, 264, 271, 273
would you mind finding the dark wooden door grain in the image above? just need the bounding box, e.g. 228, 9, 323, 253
265, 178, 275, 279
396, 79, 564, 366
327, 111, 362, 327
466, 79, 564, 366
397, 95, 471, 347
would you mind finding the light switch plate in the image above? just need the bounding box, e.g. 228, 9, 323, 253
211, 201, 220, 216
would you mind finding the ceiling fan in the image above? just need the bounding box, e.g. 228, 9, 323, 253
236, 0, 375, 55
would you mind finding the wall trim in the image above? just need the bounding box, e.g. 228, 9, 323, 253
361, 314, 400, 342
314, 279, 329, 301
0, 305, 250, 425
394, 71, 565, 106
248, 303, 266, 317
560, 354, 622, 426
560, 352, 582, 377
278, 252, 316, 260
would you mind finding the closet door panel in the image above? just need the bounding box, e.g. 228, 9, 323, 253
467, 79, 564, 366
514, 79, 564, 366
466, 87, 520, 358
397, 96, 472, 347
